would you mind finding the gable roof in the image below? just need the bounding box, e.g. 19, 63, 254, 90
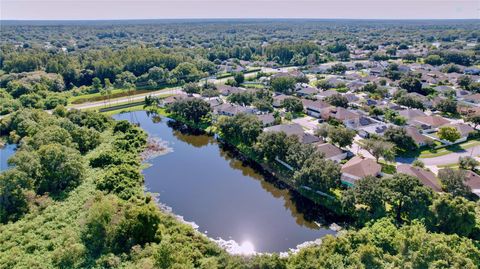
442, 123, 475, 137
398, 109, 427, 120
264, 123, 320, 144
315, 143, 344, 159
341, 156, 381, 179
397, 164, 442, 192
411, 115, 450, 128
264, 123, 304, 136
464, 170, 480, 197
405, 126, 431, 145
256, 113, 276, 126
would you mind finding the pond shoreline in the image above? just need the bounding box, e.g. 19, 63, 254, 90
166, 117, 350, 222
118, 111, 347, 253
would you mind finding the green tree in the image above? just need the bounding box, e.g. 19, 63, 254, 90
328, 125, 356, 148
362, 138, 395, 163
383, 126, 417, 151
96, 164, 143, 200
270, 76, 296, 94
92, 77, 102, 92
438, 168, 471, 197
227, 92, 255, 105
349, 176, 387, 220
435, 98, 457, 114
253, 99, 273, 112
29, 125, 74, 150
82, 194, 119, 256
324, 93, 349, 108
383, 173, 433, 222
167, 98, 211, 124
0, 169, 31, 223
438, 126, 461, 143
282, 97, 304, 113
71, 126, 102, 154
395, 94, 425, 110
233, 72, 245, 86
183, 82, 201, 95
429, 194, 476, 237
35, 144, 85, 194
458, 156, 479, 171
112, 202, 162, 253
458, 75, 473, 90
254, 132, 297, 162
466, 114, 480, 129
424, 54, 443, 66
314, 123, 330, 139
398, 76, 423, 94
216, 113, 263, 146
293, 157, 341, 192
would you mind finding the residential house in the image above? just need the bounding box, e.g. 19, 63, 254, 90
321, 107, 362, 129
217, 85, 245, 96
409, 115, 450, 133
256, 113, 276, 127
158, 93, 189, 107
357, 122, 390, 138
204, 97, 223, 108
296, 86, 319, 97
341, 156, 382, 186
405, 126, 432, 147
464, 170, 480, 197
397, 164, 442, 192
301, 99, 332, 118
315, 89, 338, 99
214, 103, 256, 117
439, 123, 475, 144
346, 80, 366, 92
315, 143, 347, 162
399, 109, 427, 121
264, 123, 321, 144
272, 94, 290, 108
462, 93, 480, 104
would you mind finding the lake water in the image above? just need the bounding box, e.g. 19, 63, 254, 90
114, 111, 338, 253
0, 143, 16, 172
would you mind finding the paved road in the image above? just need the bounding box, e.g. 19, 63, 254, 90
396, 144, 480, 167
419, 145, 480, 166
68, 87, 182, 111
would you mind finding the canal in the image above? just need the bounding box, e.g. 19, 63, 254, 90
114, 111, 338, 253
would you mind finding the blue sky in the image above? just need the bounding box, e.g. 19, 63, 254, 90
1, 0, 479, 20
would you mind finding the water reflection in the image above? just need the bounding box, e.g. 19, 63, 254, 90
113, 111, 339, 252
0, 143, 16, 172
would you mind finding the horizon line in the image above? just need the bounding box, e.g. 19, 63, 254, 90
2, 18, 480, 22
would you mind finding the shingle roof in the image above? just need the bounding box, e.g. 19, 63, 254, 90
341, 156, 381, 179
412, 115, 450, 128
397, 164, 442, 192
315, 143, 344, 159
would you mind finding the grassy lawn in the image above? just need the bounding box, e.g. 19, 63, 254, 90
437, 163, 460, 169
379, 161, 397, 174
418, 139, 480, 158
101, 105, 145, 116
68, 89, 126, 103
241, 83, 265, 89
68, 85, 178, 104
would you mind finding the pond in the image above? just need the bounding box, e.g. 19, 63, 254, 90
114, 111, 339, 253
0, 143, 16, 172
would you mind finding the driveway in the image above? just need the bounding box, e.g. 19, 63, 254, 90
292, 116, 319, 133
